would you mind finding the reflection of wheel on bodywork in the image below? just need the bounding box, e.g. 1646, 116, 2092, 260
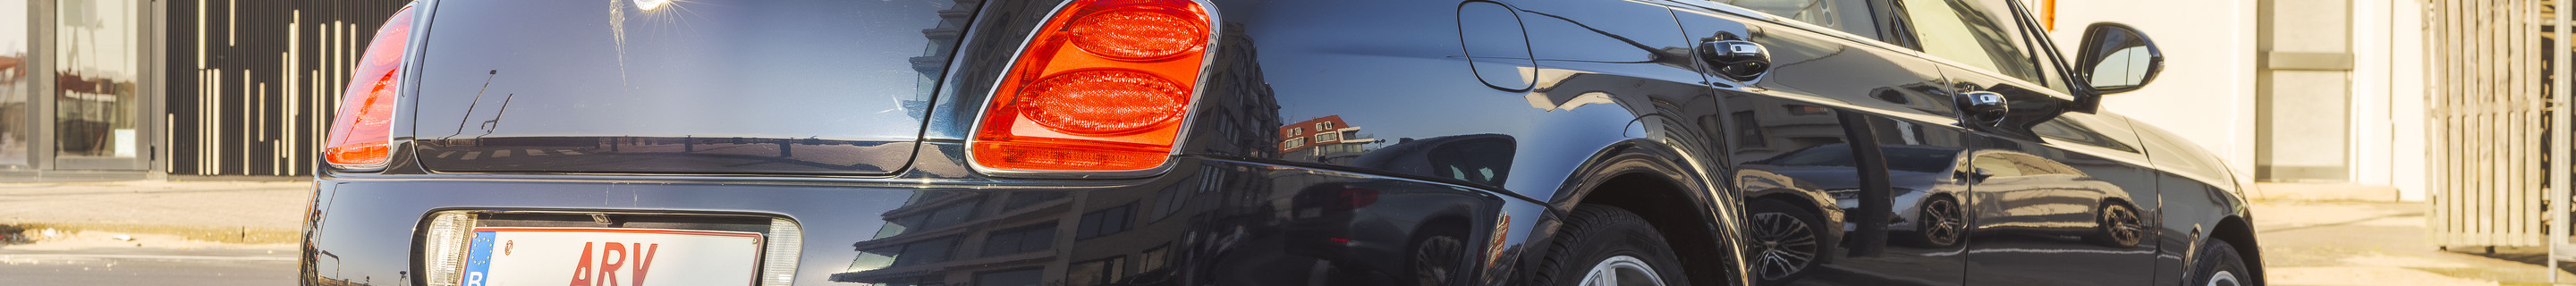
1529, 206, 1690, 286
1901, 196, 1965, 248
1747, 199, 1822, 285
2086, 202, 2146, 248
1409, 233, 1465, 286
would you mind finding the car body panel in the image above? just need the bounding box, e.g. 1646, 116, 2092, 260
302, 0, 2258, 285
306, 156, 1545, 286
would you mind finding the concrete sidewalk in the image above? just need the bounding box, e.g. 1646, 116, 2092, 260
0, 181, 309, 244
2254, 199, 2576, 285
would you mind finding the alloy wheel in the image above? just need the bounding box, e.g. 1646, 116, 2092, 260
2103, 206, 2145, 246
1749, 212, 1819, 281
1923, 198, 1964, 246
2205, 270, 2240, 286
1578, 256, 1668, 286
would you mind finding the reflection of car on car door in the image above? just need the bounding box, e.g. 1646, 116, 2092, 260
1961, 149, 2144, 248
1739, 143, 1972, 282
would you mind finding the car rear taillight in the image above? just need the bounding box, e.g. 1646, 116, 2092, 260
323, 6, 414, 170
970, 0, 1215, 173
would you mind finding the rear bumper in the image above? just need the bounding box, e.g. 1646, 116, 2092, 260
301, 157, 1544, 286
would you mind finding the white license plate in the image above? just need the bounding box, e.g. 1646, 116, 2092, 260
464, 227, 764, 286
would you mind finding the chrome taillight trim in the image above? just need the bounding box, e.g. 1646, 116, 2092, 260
960, 0, 1224, 179
420, 212, 477, 286
759, 218, 803, 286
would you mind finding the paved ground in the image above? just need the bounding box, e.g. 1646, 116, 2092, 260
0, 180, 307, 285
4, 180, 2576, 285
2254, 200, 2576, 285
0, 180, 309, 239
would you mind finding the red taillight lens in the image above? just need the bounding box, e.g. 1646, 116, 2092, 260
971, 0, 1212, 172
324, 6, 414, 169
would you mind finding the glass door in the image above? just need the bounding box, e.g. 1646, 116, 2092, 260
1, 0, 29, 167
51, 0, 147, 170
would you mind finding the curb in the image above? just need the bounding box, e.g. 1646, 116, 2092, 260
2251, 182, 2403, 202
1, 223, 301, 245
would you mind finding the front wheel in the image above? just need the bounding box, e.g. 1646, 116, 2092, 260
1529, 206, 1691, 286
2189, 240, 2254, 286
2086, 203, 2146, 248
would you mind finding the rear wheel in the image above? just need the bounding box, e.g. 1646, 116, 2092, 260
1747, 200, 1823, 285
2190, 240, 2253, 286
1529, 206, 1690, 286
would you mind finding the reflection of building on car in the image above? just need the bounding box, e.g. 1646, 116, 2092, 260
1279, 115, 1382, 164
300, 0, 2258, 285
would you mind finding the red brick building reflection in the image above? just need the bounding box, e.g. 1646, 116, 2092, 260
1279, 115, 1377, 164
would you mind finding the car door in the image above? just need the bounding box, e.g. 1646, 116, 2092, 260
1886, 0, 2161, 284
1667, 2, 1984, 285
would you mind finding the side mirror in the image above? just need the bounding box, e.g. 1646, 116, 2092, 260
2076, 23, 2163, 95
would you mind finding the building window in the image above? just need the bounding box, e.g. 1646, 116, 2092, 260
1002, 191, 1065, 210
873, 199, 982, 239
1154, 182, 1189, 222
1068, 256, 1128, 286
1283, 138, 1306, 148
857, 275, 947, 286
1076, 203, 1135, 240
1785, 105, 1830, 115
1139, 244, 1174, 272
0, 0, 27, 166
1732, 111, 1767, 147
1286, 128, 1303, 137
1318, 122, 1336, 130
979, 222, 1057, 257
976, 268, 1044, 286
1314, 131, 1339, 143
851, 235, 962, 272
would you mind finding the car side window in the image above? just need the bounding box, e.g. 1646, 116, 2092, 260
1718, 0, 1883, 40
1894, 0, 2043, 84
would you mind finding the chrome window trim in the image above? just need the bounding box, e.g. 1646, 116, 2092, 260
1664, 0, 2080, 101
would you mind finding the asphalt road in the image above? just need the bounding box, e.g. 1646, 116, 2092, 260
0, 248, 297, 286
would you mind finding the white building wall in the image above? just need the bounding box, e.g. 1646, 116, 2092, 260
2375, 0, 2430, 201
2046, 0, 2264, 191
2048, 0, 2429, 201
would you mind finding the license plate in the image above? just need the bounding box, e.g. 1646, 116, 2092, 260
464, 227, 764, 286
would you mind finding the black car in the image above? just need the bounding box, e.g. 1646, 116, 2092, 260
301, 0, 2258, 285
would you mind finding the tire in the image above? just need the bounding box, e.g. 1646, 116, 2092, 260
2188, 240, 2254, 286
2084, 202, 2146, 248
1746, 200, 1825, 286
1899, 196, 1965, 248
1528, 206, 1692, 286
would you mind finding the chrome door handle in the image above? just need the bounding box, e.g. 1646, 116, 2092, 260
1955, 91, 2008, 126
1699, 39, 1770, 81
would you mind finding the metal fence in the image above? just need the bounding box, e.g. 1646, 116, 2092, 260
166, 0, 409, 176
